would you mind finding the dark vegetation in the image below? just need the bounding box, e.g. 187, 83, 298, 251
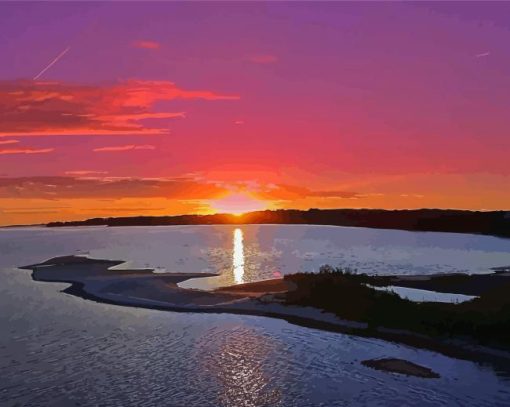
47, 208, 510, 237
283, 266, 510, 348
365, 272, 510, 296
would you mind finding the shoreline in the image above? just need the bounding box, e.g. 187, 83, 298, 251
20, 255, 510, 371
4, 220, 509, 239
44, 222, 510, 240
44, 208, 510, 239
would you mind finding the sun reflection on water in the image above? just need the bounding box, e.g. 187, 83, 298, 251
233, 228, 245, 284
198, 326, 282, 407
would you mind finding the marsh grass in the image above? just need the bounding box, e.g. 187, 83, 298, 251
284, 266, 510, 347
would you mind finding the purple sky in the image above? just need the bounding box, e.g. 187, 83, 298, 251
1, 2, 509, 224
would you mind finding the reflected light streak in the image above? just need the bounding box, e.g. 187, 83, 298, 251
233, 228, 244, 284
199, 327, 281, 406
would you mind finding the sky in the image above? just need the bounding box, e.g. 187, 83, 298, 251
1, 2, 509, 225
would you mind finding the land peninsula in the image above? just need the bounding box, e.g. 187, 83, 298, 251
21, 255, 510, 374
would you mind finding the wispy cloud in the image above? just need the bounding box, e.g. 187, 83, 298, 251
64, 170, 108, 176
0, 139, 19, 145
0, 176, 360, 204
0, 176, 227, 199
254, 183, 360, 201
132, 40, 160, 50
93, 144, 155, 152
0, 148, 54, 155
0, 79, 239, 137
400, 193, 425, 198
475, 51, 490, 58
247, 54, 278, 64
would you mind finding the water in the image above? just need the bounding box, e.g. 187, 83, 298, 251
2, 225, 510, 290
367, 285, 478, 304
1, 226, 510, 406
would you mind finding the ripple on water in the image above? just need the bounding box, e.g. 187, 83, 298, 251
2, 227, 510, 406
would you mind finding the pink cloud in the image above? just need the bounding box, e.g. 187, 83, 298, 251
0, 176, 227, 199
0, 176, 360, 203
255, 184, 359, 201
64, 170, 109, 176
0, 80, 239, 137
247, 54, 278, 64
132, 40, 160, 50
0, 140, 19, 145
93, 144, 155, 152
0, 148, 54, 155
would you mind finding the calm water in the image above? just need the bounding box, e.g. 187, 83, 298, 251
367, 285, 478, 304
1, 226, 510, 406
2, 225, 510, 290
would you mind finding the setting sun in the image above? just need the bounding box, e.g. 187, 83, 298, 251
210, 193, 267, 215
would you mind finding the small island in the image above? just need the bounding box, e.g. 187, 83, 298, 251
361, 358, 440, 379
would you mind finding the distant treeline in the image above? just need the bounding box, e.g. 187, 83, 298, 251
46, 209, 510, 237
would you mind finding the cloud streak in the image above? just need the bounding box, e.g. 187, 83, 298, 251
132, 40, 160, 49
0, 79, 239, 137
254, 183, 360, 201
64, 170, 108, 176
475, 51, 490, 58
93, 144, 155, 152
247, 54, 278, 64
0, 148, 54, 155
0, 176, 226, 200
0, 176, 361, 203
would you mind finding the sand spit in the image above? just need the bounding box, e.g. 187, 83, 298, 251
20, 255, 510, 368
20, 256, 366, 328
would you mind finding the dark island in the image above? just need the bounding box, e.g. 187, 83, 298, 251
47, 208, 510, 238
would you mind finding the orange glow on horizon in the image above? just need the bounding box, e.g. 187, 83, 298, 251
209, 193, 268, 215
